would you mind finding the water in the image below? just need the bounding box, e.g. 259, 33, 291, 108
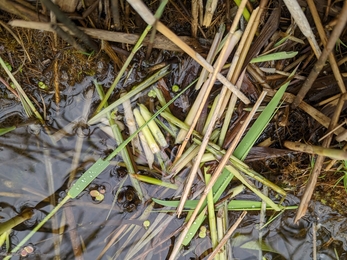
1, 63, 347, 259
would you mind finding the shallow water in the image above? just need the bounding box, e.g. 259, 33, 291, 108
1, 66, 347, 259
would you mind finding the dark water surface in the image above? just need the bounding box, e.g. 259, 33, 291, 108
1, 70, 347, 259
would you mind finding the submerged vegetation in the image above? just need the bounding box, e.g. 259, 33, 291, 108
1, 0, 347, 259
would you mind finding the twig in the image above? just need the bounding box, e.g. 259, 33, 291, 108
9, 20, 203, 52
191, 0, 198, 37
207, 211, 247, 260
291, 1, 347, 108
41, 0, 99, 52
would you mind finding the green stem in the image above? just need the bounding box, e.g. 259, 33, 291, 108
205, 171, 219, 258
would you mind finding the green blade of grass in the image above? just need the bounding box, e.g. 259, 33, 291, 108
233, 82, 289, 161
182, 208, 207, 246
233, 0, 250, 21
250, 51, 298, 63
131, 173, 178, 189
152, 198, 297, 211
68, 158, 110, 198
0, 126, 16, 136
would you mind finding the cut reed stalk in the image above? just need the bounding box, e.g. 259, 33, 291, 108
203, 0, 218, 26
139, 104, 168, 148
133, 108, 160, 154
88, 65, 170, 124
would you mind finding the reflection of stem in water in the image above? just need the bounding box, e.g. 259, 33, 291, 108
43, 145, 61, 257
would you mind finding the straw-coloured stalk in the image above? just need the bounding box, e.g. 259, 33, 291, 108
168, 89, 268, 259
206, 211, 247, 260
233, 0, 250, 20
292, 1, 347, 108
306, 0, 346, 93
138, 104, 168, 148
175, 30, 243, 144
203, 0, 218, 27
195, 24, 224, 90
284, 141, 347, 160
282, 0, 321, 58
217, 6, 260, 146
